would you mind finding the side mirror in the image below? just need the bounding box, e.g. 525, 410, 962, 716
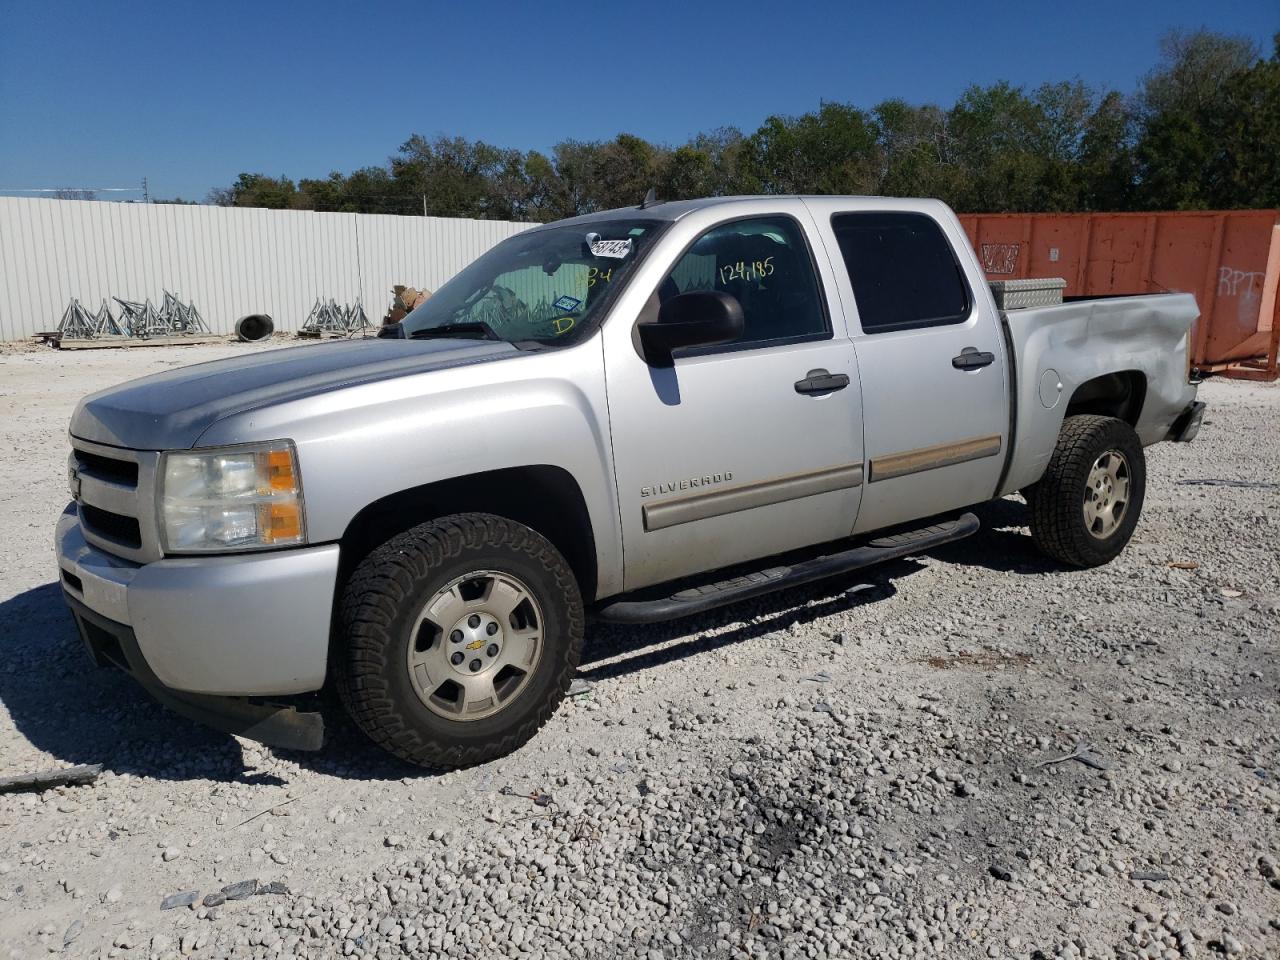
637, 290, 744, 367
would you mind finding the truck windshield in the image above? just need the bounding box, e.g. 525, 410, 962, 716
400, 218, 668, 345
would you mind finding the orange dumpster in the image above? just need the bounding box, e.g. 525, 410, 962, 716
958, 211, 1280, 381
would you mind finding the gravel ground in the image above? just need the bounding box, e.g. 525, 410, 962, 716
0, 341, 1277, 960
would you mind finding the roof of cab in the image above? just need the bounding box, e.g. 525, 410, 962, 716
524, 196, 748, 229
527, 194, 924, 230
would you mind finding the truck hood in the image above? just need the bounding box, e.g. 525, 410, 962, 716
70, 338, 520, 450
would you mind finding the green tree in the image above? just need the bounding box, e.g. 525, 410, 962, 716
546, 140, 602, 217
1078, 91, 1135, 210
521, 149, 577, 221
51, 187, 97, 201
203, 28, 1280, 218
873, 99, 962, 200
658, 128, 753, 199
1134, 110, 1212, 209
1200, 34, 1280, 208
945, 82, 1050, 212
591, 133, 668, 210
207, 173, 301, 209
744, 102, 880, 195
1136, 28, 1259, 120
1134, 30, 1277, 209
392, 136, 526, 219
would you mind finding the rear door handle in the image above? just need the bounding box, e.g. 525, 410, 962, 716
952, 347, 995, 370
794, 369, 850, 394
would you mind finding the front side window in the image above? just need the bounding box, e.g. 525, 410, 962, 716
831, 212, 971, 334
660, 216, 828, 349
400, 218, 666, 345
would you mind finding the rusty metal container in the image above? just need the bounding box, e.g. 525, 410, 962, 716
958, 210, 1280, 381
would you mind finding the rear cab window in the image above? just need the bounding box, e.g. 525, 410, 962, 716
830, 212, 972, 335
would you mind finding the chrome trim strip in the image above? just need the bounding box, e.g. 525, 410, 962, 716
643, 463, 863, 532
868, 434, 1003, 483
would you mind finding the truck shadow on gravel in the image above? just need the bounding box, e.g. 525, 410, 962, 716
0, 500, 1055, 784
0, 582, 424, 784
579, 567, 911, 681
0, 582, 277, 783
577, 498, 1054, 681
928, 496, 1060, 575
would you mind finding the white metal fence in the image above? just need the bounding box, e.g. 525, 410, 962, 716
0, 197, 534, 341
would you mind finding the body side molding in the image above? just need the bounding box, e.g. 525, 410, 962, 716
642, 463, 863, 532
869, 435, 1003, 483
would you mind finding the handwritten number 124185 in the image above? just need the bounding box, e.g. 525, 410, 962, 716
718, 257, 774, 285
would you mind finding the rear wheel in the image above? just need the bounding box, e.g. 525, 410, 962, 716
338, 513, 583, 769
1027, 415, 1146, 568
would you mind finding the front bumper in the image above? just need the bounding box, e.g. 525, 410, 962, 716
55, 507, 339, 748
65, 592, 324, 750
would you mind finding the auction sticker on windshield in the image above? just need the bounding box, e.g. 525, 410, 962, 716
586, 233, 632, 259
553, 295, 582, 313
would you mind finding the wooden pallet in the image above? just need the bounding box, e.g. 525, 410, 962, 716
52, 335, 228, 351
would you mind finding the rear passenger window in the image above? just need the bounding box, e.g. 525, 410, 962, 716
660, 216, 828, 349
831, 212, 970, 334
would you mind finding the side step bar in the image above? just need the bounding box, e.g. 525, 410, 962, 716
596, 512, 980, 624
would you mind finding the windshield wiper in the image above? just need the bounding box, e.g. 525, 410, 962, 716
409, 321, 502, 342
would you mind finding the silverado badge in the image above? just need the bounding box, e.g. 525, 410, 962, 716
640, 472, 733, 499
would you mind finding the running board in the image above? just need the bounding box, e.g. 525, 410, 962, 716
595, 512, 979, 624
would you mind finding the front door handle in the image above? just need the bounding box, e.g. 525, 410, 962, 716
952, 347, 995, 370
794, 369, 850, 394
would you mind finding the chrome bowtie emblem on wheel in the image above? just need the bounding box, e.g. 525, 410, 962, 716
1083, 450, 1130, 539
407, 571, 544, 721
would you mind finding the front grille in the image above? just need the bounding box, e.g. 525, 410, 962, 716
73, 449, 139, 485
81, 503, 143, 549
69, 440, 162, 562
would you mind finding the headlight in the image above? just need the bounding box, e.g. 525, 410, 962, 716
159, 441, 306, 552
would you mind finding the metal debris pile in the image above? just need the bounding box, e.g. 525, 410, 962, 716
54, 291, 211, 341
298, 298, 370, 337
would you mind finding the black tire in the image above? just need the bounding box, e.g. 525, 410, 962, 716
337, 513, 583, 769
1027, 415, 1146, 568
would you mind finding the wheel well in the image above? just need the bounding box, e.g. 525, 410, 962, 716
1064, 371, 1146, 426
336, 465, 597, 600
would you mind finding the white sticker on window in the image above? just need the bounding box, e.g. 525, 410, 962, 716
586, 232, 632, 259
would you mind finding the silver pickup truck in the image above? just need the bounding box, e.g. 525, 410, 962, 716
56, 196, 1206, 768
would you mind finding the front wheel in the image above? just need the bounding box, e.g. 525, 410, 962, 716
338, 514, 583, 769
1027, 415, 1146, 568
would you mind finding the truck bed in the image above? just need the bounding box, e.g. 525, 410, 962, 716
998, 292, 1200, 496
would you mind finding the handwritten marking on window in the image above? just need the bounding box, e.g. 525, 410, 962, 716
718, 257, 775, 285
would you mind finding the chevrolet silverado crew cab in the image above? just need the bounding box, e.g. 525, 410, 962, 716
56, 196, 1207, 768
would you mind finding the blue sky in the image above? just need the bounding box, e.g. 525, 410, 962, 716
1, 0, 1275, 202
